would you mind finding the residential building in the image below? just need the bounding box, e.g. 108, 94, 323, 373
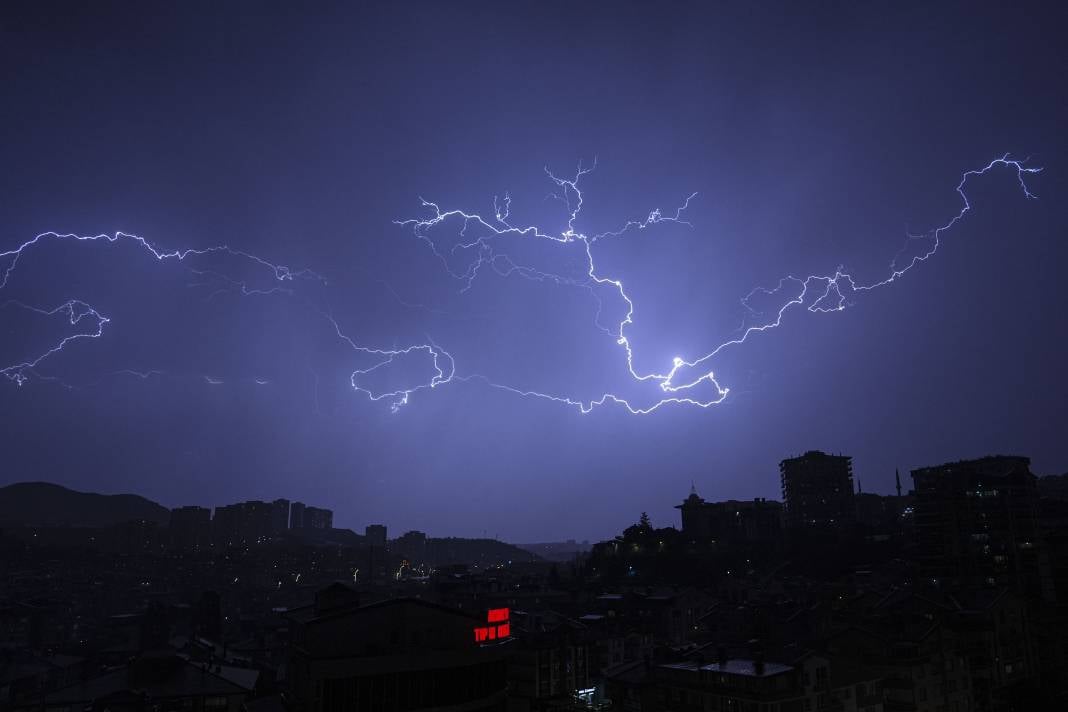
780, 451, 856, 528
286, 584, 510, 712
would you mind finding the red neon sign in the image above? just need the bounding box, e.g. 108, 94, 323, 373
474, 608, 511, 643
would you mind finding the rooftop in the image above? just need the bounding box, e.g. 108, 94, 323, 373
661, 659, 793, 677
912, 455, 1032, 477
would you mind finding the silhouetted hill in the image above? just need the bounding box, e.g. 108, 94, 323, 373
515, 540, 592, 562
283, 529, 538, 566
0, 482, 170, 528
427, 537, 540, 566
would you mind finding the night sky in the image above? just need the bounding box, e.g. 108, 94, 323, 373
2, 2, 1066, 542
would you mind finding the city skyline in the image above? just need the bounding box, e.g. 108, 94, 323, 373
2, 2, 1066, 542
7, 450, 1063, 709
2, 447, 1060, 546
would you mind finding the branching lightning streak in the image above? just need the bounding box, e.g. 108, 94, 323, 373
398, 155, 1041, 414
0, 298, 109, 386
1, 231, 323, 386
324, 312, 455, 413
1, 156, 1041, 415
1, 231, 454, 410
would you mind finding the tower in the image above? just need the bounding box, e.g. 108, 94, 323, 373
780, 450, 855, 528
675, 484, 710, 539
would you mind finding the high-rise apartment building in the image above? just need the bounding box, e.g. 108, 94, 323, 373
780, 450, 855, 528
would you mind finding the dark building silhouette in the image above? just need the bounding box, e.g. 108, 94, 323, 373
675, 485, 782, 544
11, 653, 252, 712
365, 524, 387, 547
139, 601, 170, 651
911, 455, 1045, 596
286, 584, 509, 712
508, 611, 593, 710
212, 503, 242, 546
241, 500, 271, 542
364, 524, 389, 581
112, 519, 161, 554
1037, 473, 1068, 501
828, 621, 971, 712
780, 450, 855, 528
211, 500, 273, 545
854, 493, 907, 533
8, 455, 1068, 710
303, 506, 333, 530
194, 590, 222, 639
394, 530, 428, 564
675, 486, 712, 540
290, 501, 306, 529
168, 505, 210, 551
606, 650, 836, 712
270, 498, 290, 536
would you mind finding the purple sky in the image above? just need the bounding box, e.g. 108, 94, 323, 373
2, 1, 1066, 541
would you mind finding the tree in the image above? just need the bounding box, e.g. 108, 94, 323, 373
639, 512, 651, 529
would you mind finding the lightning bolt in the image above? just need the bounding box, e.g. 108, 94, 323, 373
0, 231, 454, 410
398, 155, 1041, 414
0, 298, 109, 387
1, 156, 1042, 415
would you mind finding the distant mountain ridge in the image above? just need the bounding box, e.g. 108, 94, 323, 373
0, 481, 170, 528
0, 483, 549, 562
515, 540, 592, 562
425, 537, 540, 566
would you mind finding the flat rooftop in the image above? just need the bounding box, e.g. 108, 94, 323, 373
661, 659, 793, 678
